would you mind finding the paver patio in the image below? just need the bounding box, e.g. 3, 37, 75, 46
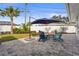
0, 34, 79, 56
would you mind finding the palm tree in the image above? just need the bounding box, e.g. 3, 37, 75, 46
52, 15, 61, 21
0, 6, 20, 34
52, 15, 57, 20
0, 9, 3, 15
21, 23, 29, 32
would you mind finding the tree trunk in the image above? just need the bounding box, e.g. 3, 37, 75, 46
10, 17, 13, 34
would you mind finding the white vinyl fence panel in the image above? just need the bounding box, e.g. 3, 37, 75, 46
31, 24, 76, 33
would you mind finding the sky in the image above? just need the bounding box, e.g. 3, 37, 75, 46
0, 3, 67, 24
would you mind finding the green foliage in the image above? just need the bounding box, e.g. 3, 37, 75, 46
1, 6, 20, 17
13, 28, 22, 33
60, 27, 68, 33
13, 28, 27, 33
31, 31, 37, 36
13, 23, 29, 33
21, 23, 29, 32
0, 9, 2, 11
54, 30, 58, 33
0, 6, 20, 34
51, 15, 69, 23
0, 34, 30, 42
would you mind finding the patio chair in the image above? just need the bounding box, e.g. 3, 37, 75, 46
38, 31, 47, 42
52, 32, 63, 42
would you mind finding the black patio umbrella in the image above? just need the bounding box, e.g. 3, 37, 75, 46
31, 18, 62, 24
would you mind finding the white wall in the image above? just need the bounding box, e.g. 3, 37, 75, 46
0, 26, 2, 32
0, 25, 11, 32
0, 25, 19, 32
65, 26, 76, 33
31, 24, 76, 33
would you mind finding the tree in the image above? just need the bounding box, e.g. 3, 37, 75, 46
21, 23, 29, 32
62, 16, 69, 23
51, 15, 62, 21
0, 9, 1, 11
65, 16, 69, 22
52, 15, 57, 20
51, 15, 69, 23
58, 15, 62, 21
0, 6, 20, 34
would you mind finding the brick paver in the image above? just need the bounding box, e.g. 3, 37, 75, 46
0, 34, 79, 56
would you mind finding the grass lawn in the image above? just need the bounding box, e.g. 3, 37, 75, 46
0, 34, 29, 39
0, 34, 30, 42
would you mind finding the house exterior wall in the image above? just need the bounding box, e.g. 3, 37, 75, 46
0, 25, 19, 32
0, 25, 11, 32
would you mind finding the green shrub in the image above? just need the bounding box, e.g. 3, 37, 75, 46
13, 28, 29, 34
13, 28, 20, 33
13, 23, 30, 34
0, 36, 17, 42
31, 31, 37, 36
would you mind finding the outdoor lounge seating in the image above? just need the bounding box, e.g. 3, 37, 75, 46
38, 31, 47, 42
38, 30, 63, 42
52, 30, 63, 42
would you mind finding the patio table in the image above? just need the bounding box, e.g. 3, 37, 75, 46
45, 33, 52, 40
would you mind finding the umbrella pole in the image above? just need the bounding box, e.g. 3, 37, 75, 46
29, 16, 31, 39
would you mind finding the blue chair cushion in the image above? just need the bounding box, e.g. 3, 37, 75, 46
39, 32, 47, 42
53, 33, 63, 41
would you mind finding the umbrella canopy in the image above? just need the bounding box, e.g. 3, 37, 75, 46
31, 18, 62, 24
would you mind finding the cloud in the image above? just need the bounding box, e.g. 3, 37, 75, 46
49, 13, 68, 17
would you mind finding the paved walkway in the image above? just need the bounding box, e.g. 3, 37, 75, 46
0, 34, 79, 56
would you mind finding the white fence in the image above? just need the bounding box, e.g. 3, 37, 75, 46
31, 25, 76, 33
